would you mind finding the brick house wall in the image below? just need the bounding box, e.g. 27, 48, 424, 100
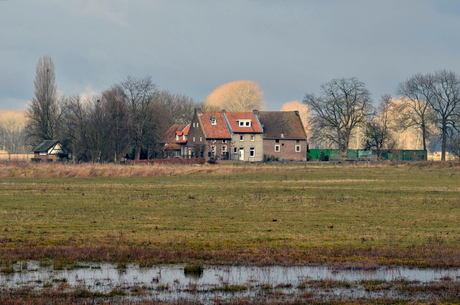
187, 114, 207, 158
263, 139, 307, 161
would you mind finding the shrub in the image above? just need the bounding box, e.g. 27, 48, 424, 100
319, 150, 329, 161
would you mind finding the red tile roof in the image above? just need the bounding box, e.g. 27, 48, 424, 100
198, 111, 231, 139
224, 112, 263, 133
162, 124, 186, 143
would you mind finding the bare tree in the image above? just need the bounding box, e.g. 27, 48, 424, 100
362, 94, 397, 160
101, 86, 129, 163
205, 80, 265, 112
61, 95, 92, 162
427, 70, 460, 161
26, 56, 61, 146
304, 77, 373, 158
156, 90, 201, 125
0, 110, 27, 154
121, 76, 158, 160
396, 73, 437, 160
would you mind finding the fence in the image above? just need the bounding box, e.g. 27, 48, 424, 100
309, 149, 425, 161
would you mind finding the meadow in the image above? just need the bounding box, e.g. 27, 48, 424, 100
1, 162, 460, 267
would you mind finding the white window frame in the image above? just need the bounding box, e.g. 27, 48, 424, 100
222, 145, 227, 153
193, 137, 195, 142
200, 137, 202, 142
240, 135, 244, 141
251, 135, 255, 141
295, 145, 301, 152
233, 147, 237, 153
250, 147, 255, 157
275, 145, 280, 152
222, 139, 226, 143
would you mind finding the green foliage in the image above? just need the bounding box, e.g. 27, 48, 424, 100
318, 150, 329, 161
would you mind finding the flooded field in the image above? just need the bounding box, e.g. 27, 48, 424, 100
2, 261, 460, 303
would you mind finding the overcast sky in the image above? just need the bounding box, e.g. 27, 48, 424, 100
1, 0, 460, 111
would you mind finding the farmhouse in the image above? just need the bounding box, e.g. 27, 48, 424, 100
224, 111, 264, 161
32, 140, 64, 161
256, 111, 308, 161
188, 109, 232, 159
161, 124, 191, 158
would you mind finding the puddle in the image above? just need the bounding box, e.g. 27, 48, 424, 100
1, 262, 459, 303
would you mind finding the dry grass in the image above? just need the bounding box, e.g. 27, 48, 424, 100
0, 161, 281, 178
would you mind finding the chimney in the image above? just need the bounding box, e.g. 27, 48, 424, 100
222, 109, 226, 114
253, 109, 259, 115
295, 110, 299, 116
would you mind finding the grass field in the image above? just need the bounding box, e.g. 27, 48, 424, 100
1, 162, 460, 267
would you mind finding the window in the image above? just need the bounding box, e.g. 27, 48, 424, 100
211, 139, 216, 143
250, 135, 254, 141
238, 120, 251, 127
210, 115, 217, 125
193, 137, 195, 142
211, 145, 216, 152
222, 145, 227, 153
281, 133, 284, 138
222, 139, 226, 143
233, 147, 237, 153
250, 148, 255, 157
200, 137, 202, 142
275, 139, 279, 143
192, 123, 195, 127
240, 135, 244, 141
275, 145, 280, 152
295, 145, 301, 152
175, 135, 179, 141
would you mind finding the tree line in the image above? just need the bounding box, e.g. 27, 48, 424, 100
304, 71, 460, 161
25, 56, 201, 162
13, 55, 460, 162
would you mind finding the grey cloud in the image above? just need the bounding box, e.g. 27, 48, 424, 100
1, 0, 460, 110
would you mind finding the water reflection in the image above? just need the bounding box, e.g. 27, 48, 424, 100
1, 262, 459, 303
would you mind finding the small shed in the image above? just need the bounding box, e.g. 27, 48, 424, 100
32, 140, 64, 162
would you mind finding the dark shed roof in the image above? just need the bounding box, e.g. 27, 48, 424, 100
32, 140, 60, 153
257, 111, 307, 139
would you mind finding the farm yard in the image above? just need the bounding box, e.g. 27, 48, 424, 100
1, 161, 460, 304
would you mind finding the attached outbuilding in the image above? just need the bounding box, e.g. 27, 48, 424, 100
256, 111, 308, 161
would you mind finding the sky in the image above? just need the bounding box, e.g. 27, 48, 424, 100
1, 0, 460, 111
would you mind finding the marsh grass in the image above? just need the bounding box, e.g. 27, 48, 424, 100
1, 164, 460, 266
183, 263, 203, 276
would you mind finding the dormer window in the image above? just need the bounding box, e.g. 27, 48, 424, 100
175, 135, 179, 141
281, 133, 284, 138
238, 120, 251, 127
210, 116, 217, 125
